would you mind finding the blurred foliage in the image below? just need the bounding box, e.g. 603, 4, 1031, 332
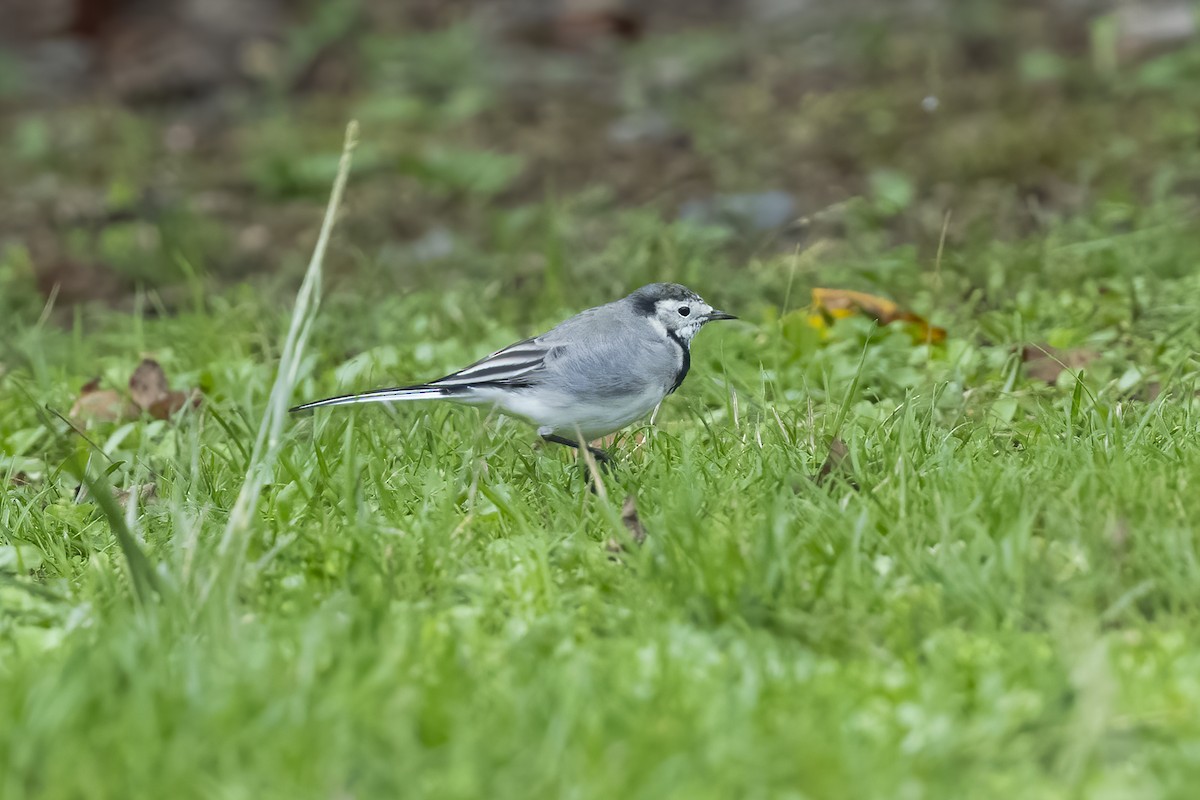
4, 2, 1200, 797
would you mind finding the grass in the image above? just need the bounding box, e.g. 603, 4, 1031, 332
5, 194, 1200, 797
6, 9, 1200, 799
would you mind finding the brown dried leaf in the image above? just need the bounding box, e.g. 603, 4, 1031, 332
621, 494, 647, 545
115, 483, 157, 508
813, 437, 859, 490
129, 359, 201, 419
129, 358, 171, 411
69, 386, 138, 422
811, 288, 946, 344
815, 437, 849, 487
1021, 345, 1099, 385
69, 360, 200, 422
606, 493, 648, 554
147, 389, 201, 420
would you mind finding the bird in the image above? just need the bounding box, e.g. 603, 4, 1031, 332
289, 283, 736, 463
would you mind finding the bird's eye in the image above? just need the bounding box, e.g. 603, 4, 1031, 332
678, 306, 691, 317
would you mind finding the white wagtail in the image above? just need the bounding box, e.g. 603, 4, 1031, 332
290, 283, 736, 463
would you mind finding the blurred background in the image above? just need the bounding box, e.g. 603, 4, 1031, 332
1, 0, 1198, 316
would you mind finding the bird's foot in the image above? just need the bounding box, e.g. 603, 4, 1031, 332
585, 445, 613, 469
541, 434, 615, 474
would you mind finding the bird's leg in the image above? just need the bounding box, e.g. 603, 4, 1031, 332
541, 434, 613, 470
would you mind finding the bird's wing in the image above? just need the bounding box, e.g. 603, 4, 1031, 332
426, 337, 562, 388
289, 337, 563, 412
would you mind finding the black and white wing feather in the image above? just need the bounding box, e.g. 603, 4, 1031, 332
426, 337, 552, 389
289, 337, 558, 412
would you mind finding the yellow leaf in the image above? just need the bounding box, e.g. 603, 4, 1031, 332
811, 288, 947, 344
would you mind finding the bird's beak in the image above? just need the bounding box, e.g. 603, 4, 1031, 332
705, 310, 738, 322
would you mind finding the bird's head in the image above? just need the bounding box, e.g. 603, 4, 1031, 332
627, 283, 737, 343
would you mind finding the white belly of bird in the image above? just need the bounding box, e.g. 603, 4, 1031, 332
477, 385, 666, 440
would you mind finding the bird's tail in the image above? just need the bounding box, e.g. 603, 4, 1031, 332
289, 385, 451, 413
